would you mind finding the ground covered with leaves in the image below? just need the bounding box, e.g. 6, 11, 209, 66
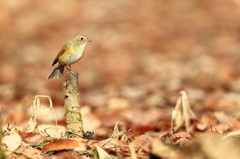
1, 0, 240, 159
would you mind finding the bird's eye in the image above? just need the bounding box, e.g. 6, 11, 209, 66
80, 37, 84, 41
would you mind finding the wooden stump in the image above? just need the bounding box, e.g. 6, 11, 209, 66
63, 69, 83, 136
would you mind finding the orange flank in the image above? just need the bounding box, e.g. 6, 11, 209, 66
61, 44, 73, 57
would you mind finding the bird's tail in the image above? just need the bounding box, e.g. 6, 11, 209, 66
47, 65, 64, 79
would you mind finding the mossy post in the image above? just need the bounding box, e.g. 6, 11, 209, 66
63, 69, 83, 137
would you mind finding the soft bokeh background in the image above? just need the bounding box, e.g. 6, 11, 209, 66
1, 0, 240, 133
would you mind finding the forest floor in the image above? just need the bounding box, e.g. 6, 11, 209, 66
1, 0, 240, 158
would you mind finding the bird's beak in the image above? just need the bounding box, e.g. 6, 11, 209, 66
88, 40, 92, 42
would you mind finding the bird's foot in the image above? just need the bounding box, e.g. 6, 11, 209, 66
65, 65, 75, 74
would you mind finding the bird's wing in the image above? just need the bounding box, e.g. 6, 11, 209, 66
52, 42, 72, 66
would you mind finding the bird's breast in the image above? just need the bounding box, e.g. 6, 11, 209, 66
58, 46, 84, 65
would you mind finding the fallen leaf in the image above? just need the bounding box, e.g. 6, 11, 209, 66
17, 129, 44, 144
42, 139, 82, 153
43, 151, 80, 159
171, 132, 191, 146
14, 143, 42, 159
132, 135, 155, 152
195, 115, 217, 131
93, 138, 128, 152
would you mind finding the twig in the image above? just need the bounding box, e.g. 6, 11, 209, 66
222, 130, 240, 140
3, 122, 16, 136
224, 115, 236, 131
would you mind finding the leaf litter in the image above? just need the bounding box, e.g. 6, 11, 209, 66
2, 0, 240, 158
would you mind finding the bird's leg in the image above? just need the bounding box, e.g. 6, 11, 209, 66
65, 65, 75, 74
65, 65, 70, 70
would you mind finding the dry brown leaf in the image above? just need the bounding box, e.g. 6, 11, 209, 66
43, 151, 80, 159
14, 143, 42, 159
173, 132, 191, 139
17, 129, 44, 144
132, 135, 155, 152
161, 131, 191, 146
195, 115, 217, 131
42, 138, 81, 153
94, 138, 129, 152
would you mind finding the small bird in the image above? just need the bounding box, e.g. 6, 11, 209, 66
47, 35, 91, 79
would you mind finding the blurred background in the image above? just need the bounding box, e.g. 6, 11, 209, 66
1, 0, 240, 133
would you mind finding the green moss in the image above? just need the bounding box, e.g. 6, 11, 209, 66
64, 106, 83, 122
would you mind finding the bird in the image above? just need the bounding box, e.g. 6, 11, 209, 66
47, 35, 91, 79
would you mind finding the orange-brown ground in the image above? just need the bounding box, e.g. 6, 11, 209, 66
1, 1, 240, 158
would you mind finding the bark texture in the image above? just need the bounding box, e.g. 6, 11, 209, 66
63, 69, 83, 136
